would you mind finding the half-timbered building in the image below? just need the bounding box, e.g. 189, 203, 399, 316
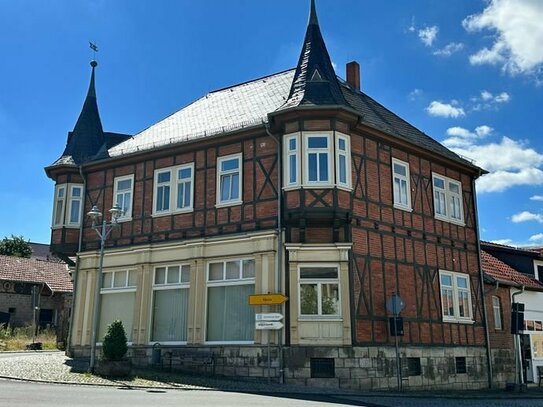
45, 1, 494, 390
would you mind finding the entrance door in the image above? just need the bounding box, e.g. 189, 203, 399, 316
521, 334, 533, 382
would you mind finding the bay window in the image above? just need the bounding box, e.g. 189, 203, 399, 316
217, 154, 242, 206
285, 134, 300, 187
52, 185, 66, 227
151, 264, 190, 343
153, 163, 194, 215
51, 183, 83, 228
336, 134, 351, 188
113, 175, 134, 220
305, 135, 331, 184
206, 259, 255, 343
439, 270, 472, 322
432, 174, 464, 224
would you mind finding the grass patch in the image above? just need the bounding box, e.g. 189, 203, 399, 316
0, 326, 57, 351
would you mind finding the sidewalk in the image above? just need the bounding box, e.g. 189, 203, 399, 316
1, 351, 543, 400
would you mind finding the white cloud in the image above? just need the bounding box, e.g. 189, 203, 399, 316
491, 239, 514, 245
408, 88, 423, 101
408, 16, 416, 33
512, 211, 543, 224
419, 26, 439, 47
476, 125, 493, 137
495, 92, 510, 103
463, 0, 543, 77
477, 168, 543, 192
443, 125, 493, 148
481, 90, 493, 101
426, 101, 465, 118
472, 90, 511, 111
433, 42, 464, 57
530, 195, 543, 201
529, 233, 543, 242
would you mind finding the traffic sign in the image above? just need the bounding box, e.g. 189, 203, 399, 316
249, 293, 288, 305
256, 313, 283, 322
255, 321, 284, 330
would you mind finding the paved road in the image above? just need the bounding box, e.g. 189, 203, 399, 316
335, 395, 543, 407
0, 379, 371, 407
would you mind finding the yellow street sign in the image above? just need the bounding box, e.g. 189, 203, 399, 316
248, 293, 288, 305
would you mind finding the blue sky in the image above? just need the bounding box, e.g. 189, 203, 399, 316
1, 0, 542, 246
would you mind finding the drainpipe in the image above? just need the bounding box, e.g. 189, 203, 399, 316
512, 286, 525, 387
265, 121, 284, 384
66, 166, 86, 356
472, 175, 493, 388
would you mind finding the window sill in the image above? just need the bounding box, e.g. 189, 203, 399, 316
442, 318, 474, 325
51, 224, 81, 229
117, 217, 133, 223
435, 215, 465, 227
204, 341, 255, 345
152, 208, 194, 218
298, 317, 343, 322
394, 204, 413, 212
216, 201, 242, 209
148, 341, 187, 345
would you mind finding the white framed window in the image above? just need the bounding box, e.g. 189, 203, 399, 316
439, 270, 473, 323
216, 154, 242, 206
153, 163, 194, 215
305, 134, 332, 185
284, 134, 300, 187
52, 183, 84, 228
206, 258, 255, 343
298, 265, 341, 318
52, 185, 66, 227
432, 174, 464, 224
151, 264, 190, 343
392, 158, 411, 211
113, 175, 134, 221
99, 270, 137, 341
335, 133, 351, 189
492, 296, 502, 330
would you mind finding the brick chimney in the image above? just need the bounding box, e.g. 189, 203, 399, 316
346, 61, 361, 91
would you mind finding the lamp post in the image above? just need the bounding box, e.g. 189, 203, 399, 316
87, 204, 122, 372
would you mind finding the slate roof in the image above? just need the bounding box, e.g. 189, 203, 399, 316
481, 250, 543, 290
0, 255, 73, 293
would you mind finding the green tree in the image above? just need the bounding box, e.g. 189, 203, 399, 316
102, 320, 128, 361
0, 235, 32, 258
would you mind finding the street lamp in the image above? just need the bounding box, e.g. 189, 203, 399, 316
87, 204, 122, 372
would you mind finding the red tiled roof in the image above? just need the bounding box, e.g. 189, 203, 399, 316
0, 255, 73, 293
481, 250, 543, 290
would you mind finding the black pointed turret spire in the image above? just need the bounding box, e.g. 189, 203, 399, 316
59, 60, 105, 165
278, 0, 350, 111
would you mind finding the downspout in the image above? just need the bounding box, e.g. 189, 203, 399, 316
66, 165, 86, 356
512, 286, 525, 387
265, 121, 284, 384
472, 175, 493, 388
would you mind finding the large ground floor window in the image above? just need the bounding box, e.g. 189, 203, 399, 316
206, 259, 255, 343
99, 270, 137, 341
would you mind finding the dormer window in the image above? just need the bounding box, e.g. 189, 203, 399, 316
284, 132, 351, 190
52, 183, 84, 228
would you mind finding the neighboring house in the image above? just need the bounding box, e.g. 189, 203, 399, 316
482, 242, 543, 383
45, 1, 492, 390
0, 255, 73, 342
29, 242, 63, 263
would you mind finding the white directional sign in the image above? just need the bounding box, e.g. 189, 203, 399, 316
256, 313, 283, 322
255, 321, 284, 330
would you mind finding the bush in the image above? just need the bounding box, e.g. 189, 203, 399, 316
102, 320, 128, 361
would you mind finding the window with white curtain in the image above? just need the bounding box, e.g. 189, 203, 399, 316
99, 270, 137, 341
151, 264, 190, 343
439, 270, 472, 322
432, 173, 464, 224
492, 296, 502, 330
305, 135, 331, 184
113, 175, 134, 220
217, 154, 242, 206
52, 185, 66, 227
153, 163, 194, 215
206, 259, 255, 343
285, 134, 300, 187
392, 158, 411, 211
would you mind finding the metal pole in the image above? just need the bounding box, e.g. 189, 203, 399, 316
89, 220, 106, 372
394, 315, 401, 391
517, 334, 524, 387
267, 330, 271, 384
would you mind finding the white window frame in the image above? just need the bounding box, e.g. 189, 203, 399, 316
439, 270, 473, 323
149, 264, 191, 345
113, 174, 134, 221
392, 158, 412, 211
216, 153, 242, 207
153, 163, 194, 216
52, 184, 66, 228
67, 184, 83, 226
432, 174, 464, 225
335, 133, 352, 190
304, 133, 333, 186
284, 134, 301, 188
205, 258, 255, 345
492, 295, 502, 330
298, 263, 342, 321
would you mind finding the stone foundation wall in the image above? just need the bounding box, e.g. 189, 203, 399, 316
490, 348, 516, 386
72, 343, 495, 390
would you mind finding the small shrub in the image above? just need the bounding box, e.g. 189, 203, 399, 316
102, 320, 128, 361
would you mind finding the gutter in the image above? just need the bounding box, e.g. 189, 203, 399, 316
472, 175, 493, 388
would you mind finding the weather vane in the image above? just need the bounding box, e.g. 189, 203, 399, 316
89, 41, 98, 59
